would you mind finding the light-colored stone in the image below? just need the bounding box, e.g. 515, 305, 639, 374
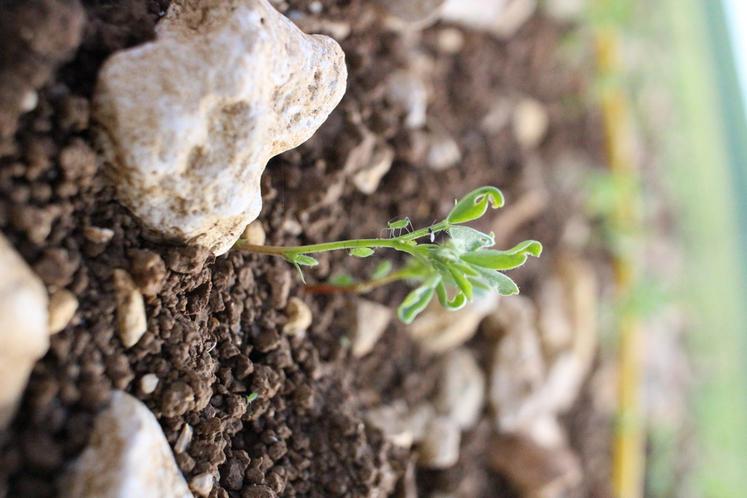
291, 16, 352, 41
442, 0, 537, 39
48, 288, 78, 334
113, 269, 148, 349
140, 373, 160, 394
488, 297, 546, 433
437, 28, 465, 54
241, 221, 266, 246
351, 299, 392, 357
366, 401, 434, 448
417, 416, 461, 469
435, 349, 485, 430
94, 0, 347, 255
189, 473, 214, 497
409, 294, 498, 354
352, 141, 395, 195
83, 226, 114, 244
386, 69, 428, 130
512, 97, 549, 149
537, 256, 598, 413
283, 296, 313, 336
544, 0, 586, 21
0, 234, 49, 429
489, 433, 581, 497
62, 391, 193, 498
481, 97, 512, 134
376, 0, 446, 26
174, 423, 193, 453
426, 132, 461, 171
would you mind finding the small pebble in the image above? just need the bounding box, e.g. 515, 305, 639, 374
283, 297, 312, 336
113, 269, 147, 349
512, 97, 549, 149
241, 221, 266, 246
140, 373, 159, 394
189, 473, 214, 497
437, 28, 465, 53
48, 289, 78, 334
174, 423, 193, 454
83, 226, 114, 244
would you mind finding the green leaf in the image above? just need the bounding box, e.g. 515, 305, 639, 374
397, 274, 441, 324
475, 268, 519, 295
435, 282, 468, 310
448, 226, 495, 252
460, 240, 542, 270
447, 264, 473, 300
398, 286, 435, 324
447, 186, 505, 224
371, 260, 393, 279
350, 247, 375, 258
450, 260, 481, 277
290, 254, 319, 267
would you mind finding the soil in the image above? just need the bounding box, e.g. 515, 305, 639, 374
0, 1, 610, 497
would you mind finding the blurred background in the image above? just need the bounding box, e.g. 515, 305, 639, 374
577, 0, 747, 496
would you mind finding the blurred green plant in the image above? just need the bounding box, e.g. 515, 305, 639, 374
234, 186, 542, 323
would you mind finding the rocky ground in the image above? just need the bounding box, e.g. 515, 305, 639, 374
0, 1, 614, 497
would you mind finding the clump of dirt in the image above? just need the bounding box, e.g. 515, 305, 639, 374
0, 1, 609, 497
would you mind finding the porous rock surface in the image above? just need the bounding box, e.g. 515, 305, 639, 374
0, 234, 49, 429
94, 0, 347, 255
62, 390, 193, 498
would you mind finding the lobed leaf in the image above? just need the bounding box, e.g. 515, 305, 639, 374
447, 186, 505, 224
435, 282, 468, 311
474, 268, 519, 295
397, 274, 441, 324
448, 226, 495, 253
460, 240, 543, 270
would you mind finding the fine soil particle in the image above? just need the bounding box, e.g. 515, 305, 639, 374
0, 1, 609, 498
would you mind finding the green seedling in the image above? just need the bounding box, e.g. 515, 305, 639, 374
234, 186, 542, 324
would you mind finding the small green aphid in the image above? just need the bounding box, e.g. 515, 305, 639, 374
387, 217, 412, 237
246, 392, 259, 404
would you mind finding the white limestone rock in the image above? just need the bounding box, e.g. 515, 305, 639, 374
62, 391, 193, 498
441, 0, 537, 39
351, 299, 392, 357
376, 0, 446, 27
386, 69, 429, 130
417, 416, 461, 469
409, 294, 498, 354
0, 234, 49, 429
94, 0, 347, 255
435, 348, 485, 430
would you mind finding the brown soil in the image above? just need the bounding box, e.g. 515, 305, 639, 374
0, 1, 610, 497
